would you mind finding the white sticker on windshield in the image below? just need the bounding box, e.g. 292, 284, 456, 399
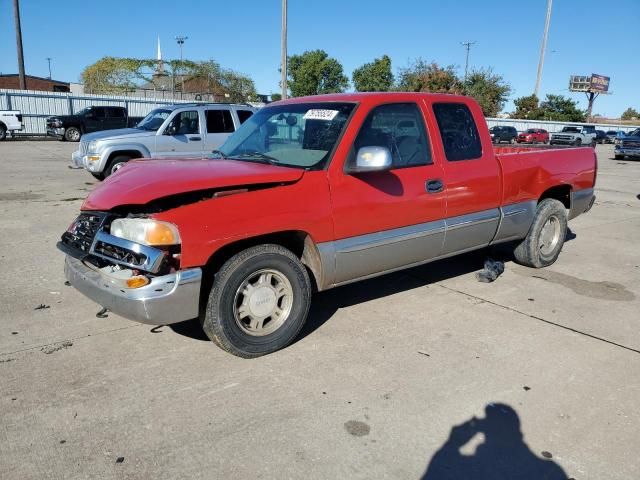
303, 109, 339, 121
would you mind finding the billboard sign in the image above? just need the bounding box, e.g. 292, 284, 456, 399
590, 74, 610, 93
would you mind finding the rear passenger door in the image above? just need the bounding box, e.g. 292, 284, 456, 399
430, 101, 501, 255
204, 108, 235, 152
105, 107, 125, 130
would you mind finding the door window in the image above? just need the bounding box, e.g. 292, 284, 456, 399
108, 107, 125, 118
169, 111, 200, 135
351, 103, 432, 168
237, 110, 254, 124
433, 103, 482, 161
206, 109, 234, 133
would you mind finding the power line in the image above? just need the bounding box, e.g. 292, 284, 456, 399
534, 0, 553, 97
460, 41, 476, 83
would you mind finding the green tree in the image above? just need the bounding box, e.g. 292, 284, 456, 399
81, 57, 155, 94
396, 59, 461, 93
463, 68, 512, 117
621, 107, 639, 120
535, 94, 586, 122
287, 50, 349, 97
512, 94, 540, 119
352, 55, 394, 92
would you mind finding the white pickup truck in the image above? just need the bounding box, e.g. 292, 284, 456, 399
549, 125, 597, 147
0, 111, 24, 140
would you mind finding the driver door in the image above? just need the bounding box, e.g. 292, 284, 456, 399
154, 110, 204, 158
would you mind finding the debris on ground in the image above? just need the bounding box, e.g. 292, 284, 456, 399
64, 281, 71, 286
541, 451, 553, 459
417, 350, 431, 357
41, 341, 73, 354
116, 457, 125, 464
475, 259, 505, 283
34, 304, 50, 310
96, 308, 109, 318
0, 358, 15, 364
523, 386, 531, 391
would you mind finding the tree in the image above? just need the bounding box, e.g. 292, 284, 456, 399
287, 50, 349, 97
621, 107, 639, 120
512, 94, 540, 119
352, 55, 394, 92
396, 59, 461, 94
81, 57, 154, 94
536, 94, 586, 122
463, 68, 512, 117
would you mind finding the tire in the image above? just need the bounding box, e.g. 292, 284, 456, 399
513, 199, 568, 268
614, 154, 624, 160
105, 155, 130, 177
573, 138, 582, 147
90, 172, 105, 181
0, 125, 6, 141
202, 244, 312, 358
64, 127, 81, 142
510, 137, 516, 144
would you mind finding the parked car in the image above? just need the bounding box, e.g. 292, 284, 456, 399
46, 106, 144, 142
0, 110, 23, 140
71, 103, 256, 179
489, 125, 518, 144
58, 93, 597, 358
516, 128, 549, 144
615, 128, 640, 159
550, 125, 597, 146
594, 130, 607, 144
605, 130, 621, 144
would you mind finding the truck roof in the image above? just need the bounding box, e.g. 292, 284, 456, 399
160, 102, 255, 110
274, 92, 466, 104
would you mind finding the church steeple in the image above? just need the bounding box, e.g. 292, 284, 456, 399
155, 36, 164, 75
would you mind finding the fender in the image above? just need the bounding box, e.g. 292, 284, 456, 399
97, 143, 152, 172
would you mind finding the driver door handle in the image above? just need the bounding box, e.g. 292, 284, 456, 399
189, 137, 202, 141
426, 179, 444, 193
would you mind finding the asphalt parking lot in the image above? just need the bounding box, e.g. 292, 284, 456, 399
1, 140, 639, 479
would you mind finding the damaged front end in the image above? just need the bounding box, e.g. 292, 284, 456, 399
57, 211, 201, 325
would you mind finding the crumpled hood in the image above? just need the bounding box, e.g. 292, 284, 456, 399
82, 128, 154, 142
82, 159, 305, 211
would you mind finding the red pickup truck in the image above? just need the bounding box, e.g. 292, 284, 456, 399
58, 93, 596, 358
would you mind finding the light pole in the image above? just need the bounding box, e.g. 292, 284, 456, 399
13, 0, 27, 89
534, 0, 553, 97
46, 57, 52, 79
461, 41, 476, 83
175, 35, 188, 96
281, 0, 288, 99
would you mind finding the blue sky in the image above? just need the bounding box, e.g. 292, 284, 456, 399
1, 0, 638, 117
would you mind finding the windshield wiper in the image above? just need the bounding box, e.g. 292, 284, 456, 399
232, 151, 280, 165
211, 149, 227, 160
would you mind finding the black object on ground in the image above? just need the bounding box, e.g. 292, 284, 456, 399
96, 308, 109, 318
475, 259, 505, 283
34, 304, 50, 310
116, 457, 125, 464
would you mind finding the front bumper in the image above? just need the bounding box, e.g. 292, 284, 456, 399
615, 147, 640, 158
47, 127, 65, 138
63, 255, 202, 325
550, 137, 576, 144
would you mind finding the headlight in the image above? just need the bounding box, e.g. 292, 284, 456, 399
87, 140, 99, 152
110, 218, 181, 246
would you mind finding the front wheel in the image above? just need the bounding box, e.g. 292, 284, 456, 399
574, 138, 582, 147
513, 199, 568, 268
202, 244, 312, 358
614, 154, 624, 160
105, 155, 131, 177
0, 125, 6, 141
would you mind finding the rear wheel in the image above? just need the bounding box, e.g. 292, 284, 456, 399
0, 125, 6, 141
202, 244, 312, 358
573, 138, 582, 147
513, 199, 567, 268
614, 154, 624, 160
64, 127, 81, 142
510, 137, 516, 144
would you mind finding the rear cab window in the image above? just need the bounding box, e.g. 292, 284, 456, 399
432, 103, 482, 161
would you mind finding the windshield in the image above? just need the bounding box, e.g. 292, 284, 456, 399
628, 129, 640, 137
215, 102, 356, 169
136, 108, 171, 131
562, 127, 581, 133
526, 129, 536, 133
76, 107, 91, 116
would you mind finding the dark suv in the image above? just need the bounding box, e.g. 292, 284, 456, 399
489, 126, 518, 144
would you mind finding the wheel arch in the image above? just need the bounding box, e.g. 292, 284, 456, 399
539, 184, 572, 209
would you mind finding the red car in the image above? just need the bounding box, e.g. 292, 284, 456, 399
58, 93, 596, 357
517, 128, 549, 144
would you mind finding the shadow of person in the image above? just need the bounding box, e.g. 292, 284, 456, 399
422, 403, 568, 480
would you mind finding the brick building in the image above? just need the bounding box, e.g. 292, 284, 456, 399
0, 74, 70, 92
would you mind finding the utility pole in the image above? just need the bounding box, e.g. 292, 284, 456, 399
13, 0, 27, 89
46, 57, 52, 79
175, 35, 188, 97
281, 0, 288, 99
534, 0, 553, 97
460, 41, 476, 83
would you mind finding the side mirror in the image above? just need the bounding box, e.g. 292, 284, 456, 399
347, 146, 392, 173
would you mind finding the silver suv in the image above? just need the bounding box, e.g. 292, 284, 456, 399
71, 103, 256, 179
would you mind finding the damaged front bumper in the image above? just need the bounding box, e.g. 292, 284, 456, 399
63, 255, 202, 325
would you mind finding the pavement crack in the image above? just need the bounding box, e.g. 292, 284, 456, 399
432, 282, 640, 356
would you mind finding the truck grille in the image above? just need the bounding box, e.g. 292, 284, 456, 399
60, 212, 108, 255
553, 135, 572, 140
622, 140, 640, 148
